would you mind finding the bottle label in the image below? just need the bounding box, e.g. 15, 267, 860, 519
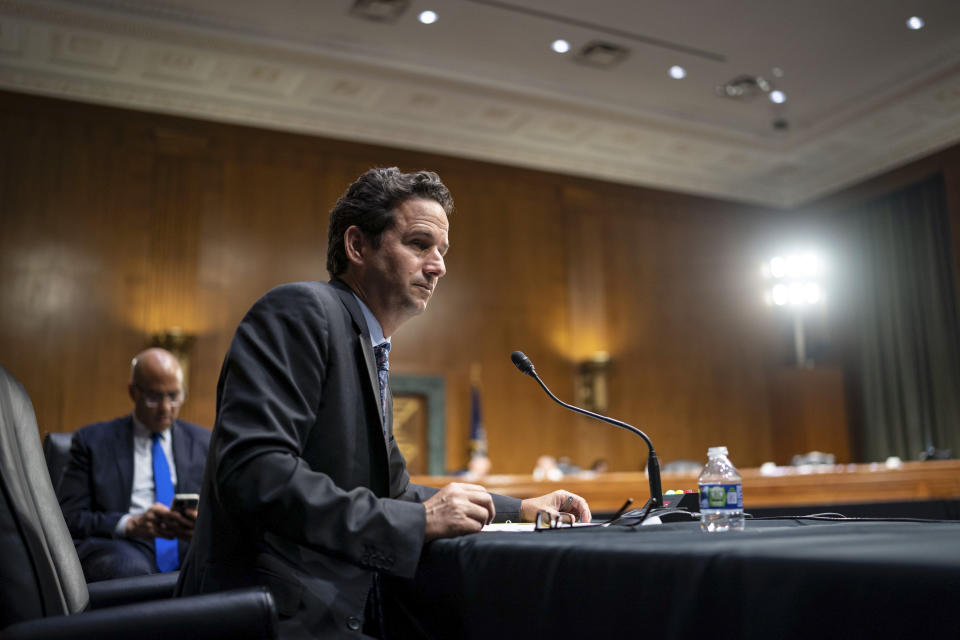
698, 483, 742, 510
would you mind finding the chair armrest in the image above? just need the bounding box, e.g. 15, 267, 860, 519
2, 587, 278, 640
87, 571, 179, 609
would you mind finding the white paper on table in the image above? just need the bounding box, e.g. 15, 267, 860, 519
481, 522, 536, 532
481, 522, 600, 532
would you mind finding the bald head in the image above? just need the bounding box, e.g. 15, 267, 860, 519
128, 348, 184, 433
130, 348, 182, 385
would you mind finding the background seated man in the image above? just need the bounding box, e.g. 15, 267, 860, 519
58, 348, 210, 582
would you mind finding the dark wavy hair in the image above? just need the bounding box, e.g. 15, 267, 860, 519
326, 167, 454, 276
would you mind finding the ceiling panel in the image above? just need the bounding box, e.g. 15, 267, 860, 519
1, 0, 959, 206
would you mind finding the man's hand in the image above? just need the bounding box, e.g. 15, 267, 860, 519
170, 506, 198, 541
125, 503, 197, 541
520, 491, 592, 523
423, 483, 496, 542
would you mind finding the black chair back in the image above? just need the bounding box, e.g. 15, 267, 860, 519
1, 365, 279, 639
0, 366, 89, 627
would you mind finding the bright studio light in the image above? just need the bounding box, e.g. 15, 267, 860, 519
769, 256, 786, 278
765, 252, 823, 279
906, 16, 924, 30
552, 39, 571, 54
805, 283, 822, 304
763, 251, 827, 307
669, 65, 686, 79
769, 90, 787, 104
772, 284, 789, 306
418, 10, 438, 24
768, 282, 823, 307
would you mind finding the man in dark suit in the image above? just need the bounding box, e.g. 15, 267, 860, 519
58, 348, 210, 582
177, 168, 590, 639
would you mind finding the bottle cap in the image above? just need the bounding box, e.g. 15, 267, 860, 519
707, 446, 728, 457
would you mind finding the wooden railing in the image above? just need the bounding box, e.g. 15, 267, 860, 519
412, 460, 960, 512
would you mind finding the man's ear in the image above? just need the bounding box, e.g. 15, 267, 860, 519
344, 226, 366, 266
128, 382, 137, 404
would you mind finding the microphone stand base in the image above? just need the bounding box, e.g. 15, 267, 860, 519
644, 508, 700, 523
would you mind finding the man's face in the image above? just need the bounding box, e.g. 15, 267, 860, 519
364, 197, 449, 325
129, 362, 183, 434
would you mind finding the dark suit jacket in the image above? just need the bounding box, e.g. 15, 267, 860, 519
177, 280, 520, 639
58, 415, 210, 558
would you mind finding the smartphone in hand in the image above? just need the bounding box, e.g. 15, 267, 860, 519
171, 493, 199, 514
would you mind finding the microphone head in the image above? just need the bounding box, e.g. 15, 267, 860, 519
510, 351, 536, 376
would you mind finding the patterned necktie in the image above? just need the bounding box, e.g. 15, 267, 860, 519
151, 433, 179, 572
373, 342, 390, 429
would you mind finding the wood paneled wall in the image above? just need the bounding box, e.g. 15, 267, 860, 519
4, 90, 948, 472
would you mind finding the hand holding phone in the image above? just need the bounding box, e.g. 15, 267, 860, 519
127, 497, 198, 540
171, 493, 199, 515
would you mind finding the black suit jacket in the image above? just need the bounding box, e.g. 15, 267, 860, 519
58, 415, 210, 557
177, 280, 520, 639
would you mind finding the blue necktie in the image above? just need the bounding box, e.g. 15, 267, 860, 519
151, 433, 179, 572
373, 342, 390, 429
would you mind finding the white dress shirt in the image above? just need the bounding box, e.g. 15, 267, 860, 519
351, 292, 390, 349
114, 416, 178, 538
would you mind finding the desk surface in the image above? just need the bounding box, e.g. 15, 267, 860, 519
389, 519, 960, 639
412, 459, 960, 511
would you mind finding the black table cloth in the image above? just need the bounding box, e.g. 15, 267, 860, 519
386, 519, 960, 639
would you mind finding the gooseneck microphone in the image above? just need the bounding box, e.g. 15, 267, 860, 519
510, 351, 664, 515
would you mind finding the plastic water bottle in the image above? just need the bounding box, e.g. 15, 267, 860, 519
698, 446, 744, 532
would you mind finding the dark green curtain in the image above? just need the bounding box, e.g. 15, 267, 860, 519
842, 174, 960, 461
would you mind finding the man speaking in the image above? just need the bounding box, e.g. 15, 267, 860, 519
177, 168, 589, 638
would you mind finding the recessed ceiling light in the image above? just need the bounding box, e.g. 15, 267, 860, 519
906, 16, 924, 30
418, 10, 438, 24
669, 65, 686, 79
551, 39, 571, 54
771, 67, 784, 78
769, 90, 786, 104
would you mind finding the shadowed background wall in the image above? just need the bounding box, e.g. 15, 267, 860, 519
3, 90, 958, 471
